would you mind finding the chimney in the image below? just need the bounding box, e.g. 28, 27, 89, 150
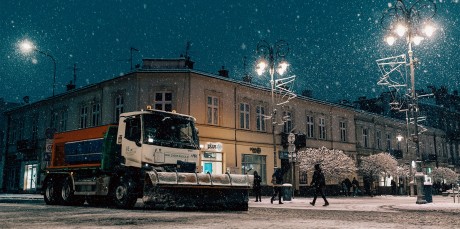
23, 96, 30, 104
301, 90, 312, 98
66, 81, 76, 91
218, 66, 229, 78
242, 74, 252, 83
184, 56, 194, 69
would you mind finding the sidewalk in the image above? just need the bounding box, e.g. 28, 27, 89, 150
1, 193, 460, 213
248, 195, 460, 213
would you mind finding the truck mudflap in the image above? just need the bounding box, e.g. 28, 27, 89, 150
143, 171, 253, 211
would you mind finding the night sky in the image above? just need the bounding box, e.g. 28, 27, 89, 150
1, 0, 459, 104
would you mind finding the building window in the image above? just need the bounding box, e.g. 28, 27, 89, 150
362, 128, 369, 148
114, 95, 124, 122
207, 96, 219, 125
154, 92, 172, 111
299, 170, 308, 184
23, 164, 37, 190
50, 111, 59, 130
31, 114, 38, 141
387, 133, 391, 151
58, 110, 68, 132
9, 121, 16, 144
306, 115, 314, 138
18, 119, 24, 140
376, 130, 382, 150
340, 121, 347, 142
240, 103, 250, 129
319, 117, 326, 140
80, 105, 88, 129
283, 111, 292, 133
242, 154, 266, 184
256, 105, 266, 132
201, 152, 223, 174
92, 103, 101, 127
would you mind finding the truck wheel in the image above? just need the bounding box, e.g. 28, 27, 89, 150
44, 178, 60, 205
61, 177, 85, 206
112, 178, 138, 209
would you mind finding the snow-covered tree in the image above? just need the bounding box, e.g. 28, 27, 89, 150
298, 146, 356, 183
395, 164, 410, 178
359, 153, 398, 181
431, 167, 459, 184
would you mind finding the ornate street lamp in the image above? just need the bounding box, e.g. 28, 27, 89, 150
381, 0, 437, 204
19, 39, 57, 96
255, 40, 290, 168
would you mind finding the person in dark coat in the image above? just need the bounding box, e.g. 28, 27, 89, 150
344, 178, 352, 196
391, 179, 397, 195
310, 164, 329, 206
270, 168, 284, 204
352, 177, 360, 197
253, 171, 262, 202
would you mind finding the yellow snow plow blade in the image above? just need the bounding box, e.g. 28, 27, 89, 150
143, 171, 253, 211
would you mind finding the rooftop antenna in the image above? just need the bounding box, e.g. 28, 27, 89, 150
185, 41, 191, 60
66, 63, 79, 91
72, 63, 78, 85
183, 41, 194, 69
130, 47, 139, 70
242, 56, 252, 83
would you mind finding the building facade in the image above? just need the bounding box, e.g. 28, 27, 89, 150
1, 58, 453, 194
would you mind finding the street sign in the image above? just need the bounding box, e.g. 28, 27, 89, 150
45, 139, 53, 153
288, 133, 295, 144
279, 151, 289, 159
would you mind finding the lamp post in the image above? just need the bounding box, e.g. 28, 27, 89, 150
397, 133, 414, 196
255, 40, 290, 168
19, 39, 57, 96
381, 0, 436, 204
19, 39, 57, 192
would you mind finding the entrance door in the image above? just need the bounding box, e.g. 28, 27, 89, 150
204, 162, 213, 174
23, 164, 37, 191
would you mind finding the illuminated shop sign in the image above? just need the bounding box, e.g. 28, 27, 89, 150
204, 142, 223, 152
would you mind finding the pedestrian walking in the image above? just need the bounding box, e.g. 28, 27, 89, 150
344, 178, 352, 196
270, 167, 284, 204
352, 177, 360, 197
253, 171, 262, 202
310, 164, 329, 206
391, 179, 397, 195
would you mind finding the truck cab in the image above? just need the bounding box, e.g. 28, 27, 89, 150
117, 110, 200, 171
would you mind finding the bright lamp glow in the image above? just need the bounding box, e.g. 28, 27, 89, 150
423, 24, 435, 37
256, 61, 267, 76
395, 24, 407, 37
385, 35, 396, 46
413, 35, 424, 45
396, 134, 404, 142
19, 40, 35, 53
276, 61, 289, 75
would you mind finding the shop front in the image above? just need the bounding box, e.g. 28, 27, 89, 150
200, 142, 223, 174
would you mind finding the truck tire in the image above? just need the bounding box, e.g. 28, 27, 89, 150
61, 177, 85, 206
44, 178, 60, 205
112, 177, 138, 209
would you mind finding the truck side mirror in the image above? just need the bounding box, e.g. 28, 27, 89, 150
135, 139, 142, 147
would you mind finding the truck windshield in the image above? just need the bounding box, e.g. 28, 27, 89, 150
142, 113, 199, 149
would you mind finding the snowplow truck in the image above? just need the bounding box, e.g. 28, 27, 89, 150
42, 109, 252, 210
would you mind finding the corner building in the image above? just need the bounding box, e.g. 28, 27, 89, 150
2, 58, 450, 195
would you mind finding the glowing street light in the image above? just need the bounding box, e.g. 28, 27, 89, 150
19, 39, 57, 96
255, 40, 290, 168
381, 0, 437, 204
